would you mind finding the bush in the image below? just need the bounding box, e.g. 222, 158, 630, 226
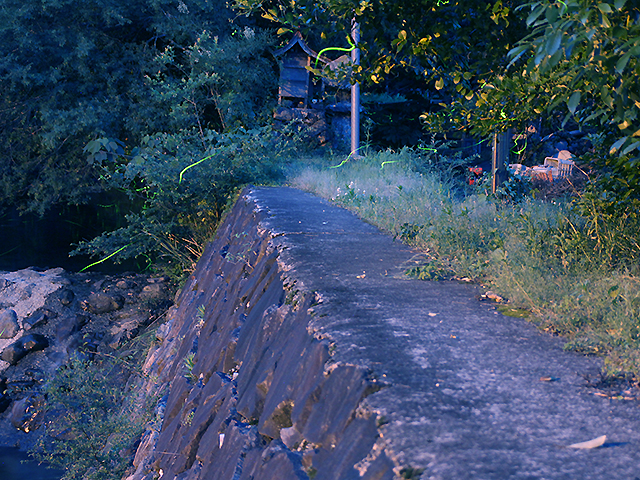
72, 124, 306, 276
30, 356, 154, 480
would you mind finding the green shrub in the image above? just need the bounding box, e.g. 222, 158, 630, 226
30, 357, 154, 480
72, 124, 305, 276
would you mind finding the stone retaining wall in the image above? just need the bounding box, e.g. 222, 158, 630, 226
126, 189, 394, 480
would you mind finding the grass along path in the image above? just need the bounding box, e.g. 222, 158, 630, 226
287, 149, 640, 377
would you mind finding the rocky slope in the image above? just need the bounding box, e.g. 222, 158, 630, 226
0, 267, 173, 450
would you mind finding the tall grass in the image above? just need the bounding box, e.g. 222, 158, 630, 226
288, 148, 640, 376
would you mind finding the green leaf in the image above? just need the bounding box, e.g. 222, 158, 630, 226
567, 92, 581, 114
526, 4, 546, 26
547, 30, 563, 57
507, 44, 529, 66
614, 0, 627, 10
616, 52, 632, 73
435, 78, 444, 90
545, 6, 559, 24
597, 3, 613, 14
610, 136, 628, 155
622, 140, 640, 155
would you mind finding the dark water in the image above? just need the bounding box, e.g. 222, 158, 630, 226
0, 193, 144, 273
0, 447, 63, 480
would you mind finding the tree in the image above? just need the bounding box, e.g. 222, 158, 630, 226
431, 1, 640, 147
510, 1, 639, 155
0, 0, 272, 215
233, 0, 526, 95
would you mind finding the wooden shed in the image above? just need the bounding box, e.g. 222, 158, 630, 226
274, 32, 327, 108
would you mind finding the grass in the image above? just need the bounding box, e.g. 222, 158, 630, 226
287, 147, 640, 376
28, 324, 161, 480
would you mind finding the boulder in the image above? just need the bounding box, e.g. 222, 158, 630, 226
9, 395, 45, 433
140, 284, 165, 300
59, 288, 75, 306
55, 315, 87, 342
0, 309, 20, 338
83, 293, 124, 314
1, 334, 49, 365
23, 309, 52, 330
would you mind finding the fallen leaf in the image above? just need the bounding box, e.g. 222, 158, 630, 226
484, 291, 506, 302
356, 274, 366, 279
539, 376, 560, 382
567, 435, 606, 449
428, 312, 437, 317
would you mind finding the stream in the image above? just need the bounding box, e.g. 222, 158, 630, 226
0, 447, 63, 480
0, 194, 144, 273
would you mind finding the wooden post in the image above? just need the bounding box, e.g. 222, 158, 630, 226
351, 20, 360, 156
492, 130, 511, 193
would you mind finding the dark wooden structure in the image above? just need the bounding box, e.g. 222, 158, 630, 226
274, 32, 327, 108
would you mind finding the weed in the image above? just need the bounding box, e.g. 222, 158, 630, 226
497, 305, 531, 318
183, 352, 197, 384
400, 466, 425, 479
29, 355, 155, 480
182, 409, 195, 427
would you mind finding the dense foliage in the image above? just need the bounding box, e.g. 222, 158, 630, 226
0, 0, 276, 216
72, 124, 303, 275
234, 0, 525, 91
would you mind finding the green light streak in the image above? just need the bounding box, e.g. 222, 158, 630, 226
179, 153, 216, 183
512, 134, 528, 155
329, 146, 363, 169
80, 244, 130, 272
418, 146, 438, 153
0, 246, 18, 258
315, 36, 356, 69
380, 161, 399, 169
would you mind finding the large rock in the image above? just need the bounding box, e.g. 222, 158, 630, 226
83, 292, 124, 314
1, 334, 49, 365
9, 395, 45, 433
0, 310, 19, 339
55, 314, 90, 342
23, 309, 52, 331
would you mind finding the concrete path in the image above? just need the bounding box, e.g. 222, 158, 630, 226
252, 186, 640, 479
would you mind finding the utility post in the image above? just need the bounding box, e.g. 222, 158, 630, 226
492, 130, 511, 193
351, 19, 360, 157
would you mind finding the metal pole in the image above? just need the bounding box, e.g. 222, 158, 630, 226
351, 20, 360, 156
492, 130, 511, 193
